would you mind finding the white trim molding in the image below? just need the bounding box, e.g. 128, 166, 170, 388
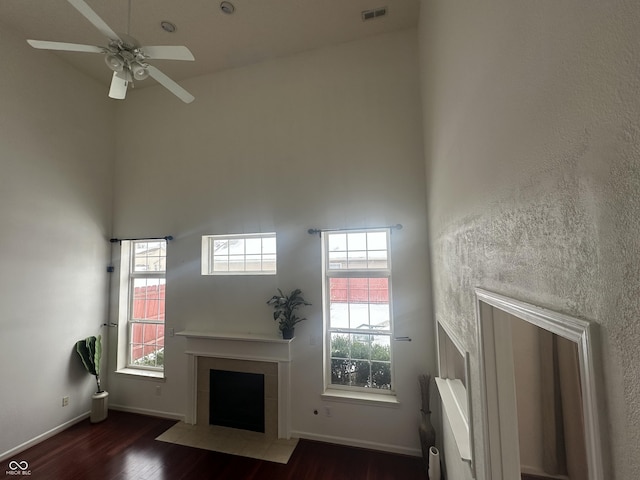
0, 412, 89, 462
435, 319, 476, 477
475, 288, 606, 480
109, 404, 184, 421
435, 377, 472, 462
177, 331, 292, 439
291, 430, 421, 457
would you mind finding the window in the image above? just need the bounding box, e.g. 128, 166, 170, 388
126, 240, 166, 370
322, 229, 394, 393
201, 233, 276, 275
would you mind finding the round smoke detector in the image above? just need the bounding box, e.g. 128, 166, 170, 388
220, 1, 235, 14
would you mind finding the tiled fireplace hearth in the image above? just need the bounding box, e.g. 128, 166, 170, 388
177, 331, 293, 439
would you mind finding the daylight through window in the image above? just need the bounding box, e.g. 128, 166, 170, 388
127, 240, 166, 370
201, 233, 277, 275
322, 229, 394, 392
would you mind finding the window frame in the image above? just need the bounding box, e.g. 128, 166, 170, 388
322, 228, 395, 395
201, 232, 277, 276
126, 239, 167, 372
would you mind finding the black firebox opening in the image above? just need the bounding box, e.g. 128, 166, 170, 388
209, 369, 265, 433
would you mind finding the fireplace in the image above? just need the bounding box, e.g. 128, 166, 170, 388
195, 356, 278, 438
177, 331, 293, 439
209, 369, 265, 433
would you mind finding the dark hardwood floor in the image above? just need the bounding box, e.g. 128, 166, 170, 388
6, 410, 426, 479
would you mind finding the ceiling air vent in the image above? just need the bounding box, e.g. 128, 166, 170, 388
362, 6, 387, 21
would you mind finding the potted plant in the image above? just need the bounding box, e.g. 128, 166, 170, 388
75, 335, 108, 423
266, 288, 311, 339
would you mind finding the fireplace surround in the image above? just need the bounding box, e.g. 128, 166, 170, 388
209, 369, 265, 433
177, 331, 293, 439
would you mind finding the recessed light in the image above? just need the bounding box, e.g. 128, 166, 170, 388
220, 1, 235, 14
160, 21, 177, 33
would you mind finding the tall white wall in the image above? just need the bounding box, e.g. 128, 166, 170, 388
0, 23, 114, 459
419, 0, 640, 478
109, 28, 434, 454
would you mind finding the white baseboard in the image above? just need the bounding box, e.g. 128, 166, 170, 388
290, 430, 421, 457
520, 465, 569, 480
109, 404, 184, 421
0, 412, 90, 463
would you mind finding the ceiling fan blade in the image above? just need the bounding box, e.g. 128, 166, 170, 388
108, 71, 128, 100
147, 66, 194, 104
27, 39, 104, 53
140, 46, 195, 61
67, 0, 121, 41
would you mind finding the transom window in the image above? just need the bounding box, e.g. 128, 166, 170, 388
201, 233, 277, 275
323, 229, 393, 392
127, 240, 166, 370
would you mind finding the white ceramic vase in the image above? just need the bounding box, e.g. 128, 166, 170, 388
90, 391, 109, 423
428, 446, 441, 480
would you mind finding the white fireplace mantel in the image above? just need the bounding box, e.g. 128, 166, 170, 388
177, 330, 293, 362
177, 330, 293, 438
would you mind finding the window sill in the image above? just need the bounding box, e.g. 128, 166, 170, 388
321, 388, 400, 408
115, 368, 166, 381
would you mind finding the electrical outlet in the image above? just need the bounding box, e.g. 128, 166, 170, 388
155, 386, 162, 396
324, 406, 331, 417
62, 396, 69, 407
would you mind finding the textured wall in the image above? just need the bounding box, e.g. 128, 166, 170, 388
418, 0, 639, 478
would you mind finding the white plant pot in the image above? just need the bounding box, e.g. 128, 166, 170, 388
428, 446, 441, 480
91, 391, 109, 423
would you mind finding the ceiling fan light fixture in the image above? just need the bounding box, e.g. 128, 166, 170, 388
104, 53, 124, 72
27, 0, 195, 103
131, 62, 149, 80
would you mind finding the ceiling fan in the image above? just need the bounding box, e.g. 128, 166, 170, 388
26, 0, 195, 103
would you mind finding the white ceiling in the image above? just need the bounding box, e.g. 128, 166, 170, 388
0, 0, 419, 90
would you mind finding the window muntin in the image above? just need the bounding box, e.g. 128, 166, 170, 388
128, 240, 166, 370
327, 231, 388, 270
131, 277, 165, 321
328, 278, 390, 330
201, 233, 276, 275
132, 240, 166, 272
330, 333, 391, 389
323, 229, 393, 393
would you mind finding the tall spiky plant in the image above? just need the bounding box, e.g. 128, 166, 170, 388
75, 335, 103, 393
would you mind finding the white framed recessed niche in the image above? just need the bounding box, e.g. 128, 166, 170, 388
435, 320, 475, 477
475, 288, 605, 480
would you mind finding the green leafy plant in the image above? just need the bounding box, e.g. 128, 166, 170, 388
266, 288, 311, 332
330, 334, 391, 389
75, 335, 103, 393
133, 348, 164, 368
